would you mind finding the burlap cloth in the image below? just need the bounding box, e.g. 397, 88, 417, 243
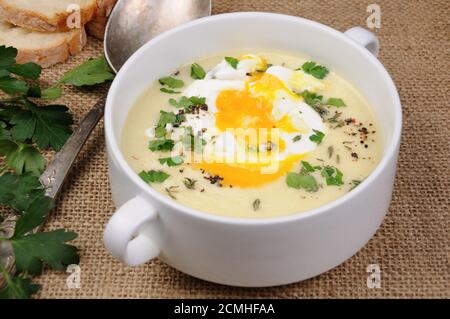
34, 0, 449, 298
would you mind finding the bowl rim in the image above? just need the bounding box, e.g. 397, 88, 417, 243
105, 12, 402, 226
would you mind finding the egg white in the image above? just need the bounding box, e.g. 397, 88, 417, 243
266, 65, 325, 93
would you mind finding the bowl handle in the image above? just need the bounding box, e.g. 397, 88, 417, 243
103, 195, 160, 266
345, 27, 380, 57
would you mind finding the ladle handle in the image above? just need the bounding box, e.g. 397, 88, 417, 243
40, 93, 107, 200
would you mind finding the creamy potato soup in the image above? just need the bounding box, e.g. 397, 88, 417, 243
122, 52, 383, 218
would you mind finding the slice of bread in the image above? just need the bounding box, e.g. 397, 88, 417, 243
0, 0, 96, 32
86, 0, 117, 39
0, 21, 87, 68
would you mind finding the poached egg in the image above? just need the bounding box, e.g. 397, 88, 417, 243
167, 54, 326, 187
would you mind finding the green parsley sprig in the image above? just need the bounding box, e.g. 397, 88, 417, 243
0, 46, 114, 299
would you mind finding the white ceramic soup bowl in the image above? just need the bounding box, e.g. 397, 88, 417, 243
103, 12, 402, 287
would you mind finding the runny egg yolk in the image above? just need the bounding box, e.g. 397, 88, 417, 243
215, 74, 299, 133
194, 74, 306, 188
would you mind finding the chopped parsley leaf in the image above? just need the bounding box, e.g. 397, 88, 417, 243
224, 56, 239, 69
300, 90, 323, 106
286, 172, 319, 192
309, 130, 325, 144
191, 63, 206, 79
158, 76, 184, 89
159, 156, 184, 167
326, 97, 346, 107
148, 139, 174, 152
160, 87, 181, 94
169, 96, 206, 109
139, 170, 170, 183
301, 61, 329, 79
321, 166, 344, 186
301, 161, 319, 173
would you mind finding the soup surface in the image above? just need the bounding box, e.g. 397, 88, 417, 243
122, 51, 383, 218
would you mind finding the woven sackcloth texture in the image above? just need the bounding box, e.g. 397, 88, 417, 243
30, 0, 449, 298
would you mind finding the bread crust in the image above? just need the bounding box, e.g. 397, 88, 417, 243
16, 28, 87, 68
86, 0, 117, 39
0, 1, 95, 32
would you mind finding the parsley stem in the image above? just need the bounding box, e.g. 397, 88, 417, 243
0, 260, 13, 287
0, 259, 27, 299
0, 96, 26, 107
0, 166, 7, 174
